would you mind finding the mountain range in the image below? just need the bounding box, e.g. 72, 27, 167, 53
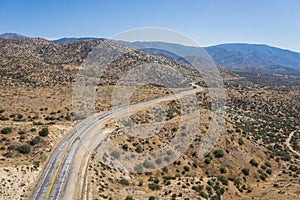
1, 33, 300, 72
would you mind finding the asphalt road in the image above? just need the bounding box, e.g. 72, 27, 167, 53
29, 86, 203, 200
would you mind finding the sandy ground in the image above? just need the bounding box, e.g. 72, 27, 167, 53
0, 124, 72, 200
0, 165, 41, 200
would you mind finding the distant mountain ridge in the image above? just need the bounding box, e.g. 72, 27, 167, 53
1, 32, 300, 72
0, 33, 28, 39
121, 41, 300, 72
206, 43, 300, 71
52, 37, 105, 44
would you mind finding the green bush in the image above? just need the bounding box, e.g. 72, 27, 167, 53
242, 168, 249, 176
213, 150, 224, 158
259, 173, 267, 180
16, 144, 31, 154
135, 145, 143, 153
250, 159, 258, 167
280, 151, 291, 161
238, 137, 244, 145
122, 144, 128, 150
18, 130, 26, 135
148, 183, 161, 190
266, 169, 272, 175
217, 175, 228, 185
39, 127, 49, 137
183, 166, 190, 172
30, 136, 41, 146
138, 180, 143, 186
204, 158, 211, 164
220, 167, 227, 174
119, 178, 129, 186
199, 191, 208, 198
192, 185, 204, 192
33, 121, 43, 125
1, 127, 12, 134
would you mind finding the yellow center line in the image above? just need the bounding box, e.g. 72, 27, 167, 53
45, 132, 79, 200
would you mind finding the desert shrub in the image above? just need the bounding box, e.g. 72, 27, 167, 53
8, 145, 15, 151
119, 178, 129, 186
17, 114, 23, 119
19, 135, 25, 140
279, 151, 291, 161
138, 180, 143, 186
148, 196, 155, 200
153, 177, 159, 184
1, 127, 12, 134
3, 151, 12, 158
134, 164, 143, 173
155, 158, 162, 165
0, 115, 9, 121
30, 136, 41, 146
259, 173, 267, 180
18, 130, 25, 135
45, 116, 56, 120
125, 196, 134, 200
242, 168, 249, 176
16, 144, 31, 154
183, 166, 190, 172
260, 165, 267, 170
266, 168, 272, 175
204, 158, 211, 164
122, 144, 128, 150
148, 183, 161, 190
111, 150, 120, 159
33, 121, 43, 125
211, 195, 221, 200
162, 166, 168, 173
39, 127, 49, 137
289, 165, 298, 172
217, 175, 228, 185
65, 115, 71, 121
238, 137, 244, 145
199, 191, 208, 198
265, 162, 272, 168
250, 159, 258, 167
213, 150, 224, 158
135, 145, 143, 153
220, 167, 227, 174
143, 160, 154, 169
192, 185, 204, 192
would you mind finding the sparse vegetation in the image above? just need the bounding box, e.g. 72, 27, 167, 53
119, 178, 130, 186
16, 144, 31, 154
213, 150, 224, 158
1, 127, 12, 134
38, 127, 49, 137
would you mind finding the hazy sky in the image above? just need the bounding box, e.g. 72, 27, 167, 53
1, 0, 299, 51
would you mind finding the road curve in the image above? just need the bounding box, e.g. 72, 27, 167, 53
29, 86, 204, 200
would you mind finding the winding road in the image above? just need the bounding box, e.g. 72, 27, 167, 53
29, 85, 204, 200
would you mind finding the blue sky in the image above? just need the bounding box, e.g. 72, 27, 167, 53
0, 0, 300, 51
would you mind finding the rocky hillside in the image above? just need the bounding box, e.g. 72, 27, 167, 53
0, 38, 202, 87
